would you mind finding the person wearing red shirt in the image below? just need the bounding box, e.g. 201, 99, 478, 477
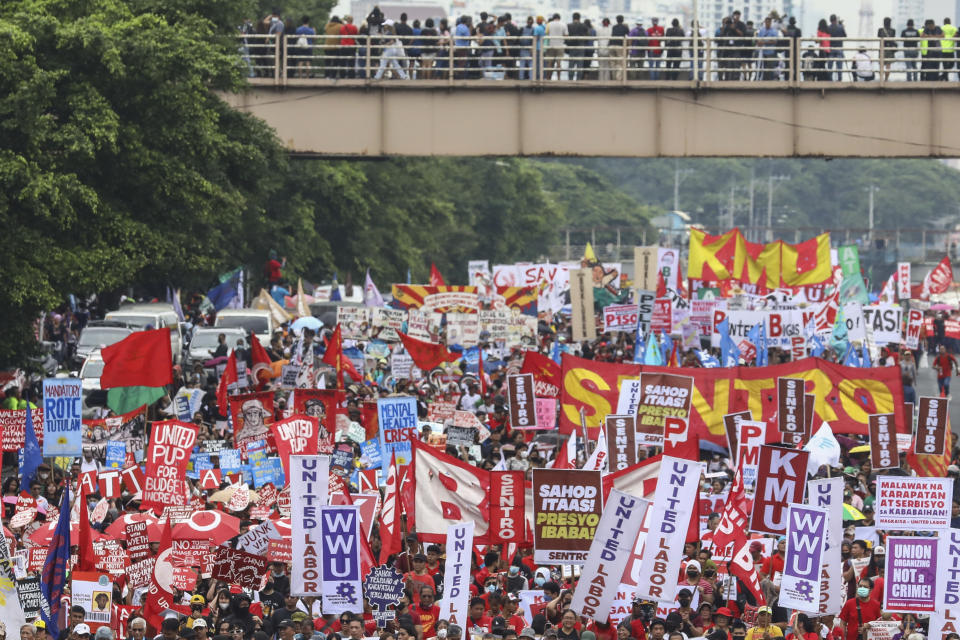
405, 554, 436, 605
839, 579, 882, 640
645, 17, 665, 78
263, 251, 285, 284
426, 544, 443, 576
761, 538, 786, 581
934, 345, 958, 396
466, 598, 493, 634
337, 15, 359, 78
412, 587, 441, 639
502, 594, 527, 635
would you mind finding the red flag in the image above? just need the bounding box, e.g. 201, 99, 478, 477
398, 331, 459, 371
143, 522, 177, 627
551, 435, 575, 470
249, 337, 273, 389
77, 481, 97, 571
728, 536, 766, 605
430, 263, 447, 287
519, 351, 561, 398
477, 348, 486, 396
100, 328, 173, 389
380, 453, 404, 561
216, 350, 238, 416
322, 324, 361, 389
711, 467, 750, 553
656, 271, 667, 297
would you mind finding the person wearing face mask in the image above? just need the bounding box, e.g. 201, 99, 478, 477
225, 593, 256, 636
209, 590, 233, 628
838, 579, 881, 640
675, 590, 702, 636
506, 564, 528, 592
184, 595, 210, 629
268, 562, 290, 595
533, 568, 551, 589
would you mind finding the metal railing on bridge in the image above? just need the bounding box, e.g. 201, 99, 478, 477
236, 34, 960, 87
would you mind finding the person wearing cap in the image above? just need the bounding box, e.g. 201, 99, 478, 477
675, 589, 702, 636
275, 621, 296, 640
680, 560, 714, 604
191, 620, 208, 640
501, 593, 527, 634
705, 608, 733, 638
184, 594, 209, 629
72, 625, 92, 640
520, 630, 536, 640
745, 607, 782, 640
405, 553, 437, 605
628, 18, 646, 79
395, 533, 422, 574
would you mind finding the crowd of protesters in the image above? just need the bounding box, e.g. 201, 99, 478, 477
5, 263, 960, 640
236, 8, 960, 82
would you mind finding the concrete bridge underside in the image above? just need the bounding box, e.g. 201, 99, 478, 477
222, 83, 960, 157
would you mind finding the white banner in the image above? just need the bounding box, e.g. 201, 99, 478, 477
635, 456, 703, 603
862, 304, 904, 345
807, 477, 846, 615
570, 489, 649, 622
616, 379, 642, 416
844, 302, 866, 342
440, 521, 475, 629
291, 455, 330, 595
875, 477, 951, 530
932, 528, 960, 640
319, 504, 362, 614
897, 263, 911, 300
603, 304, 640, 333
710, 308, 813, 348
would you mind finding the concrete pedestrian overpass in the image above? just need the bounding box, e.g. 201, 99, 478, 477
221, 81, 960, 157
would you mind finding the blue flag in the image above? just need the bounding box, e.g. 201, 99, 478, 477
643, 332, 661, 366
633, 322, 645, 364
206, 267, 242, 311
809, 333, 826, 358
695, 349, 721, 368
843, 344, 861, 367
861, 344, 872, 368
41, 483, 71, 636
20, 405, 42, 492
551, 339, 562, 365
747, 322, 769, 367
718, 318, 741, 367
660, 332, 674, 366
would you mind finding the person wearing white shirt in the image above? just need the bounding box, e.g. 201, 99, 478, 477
853, 46, 876, 80
597, 18, 613, 80
544, 14, 568, 79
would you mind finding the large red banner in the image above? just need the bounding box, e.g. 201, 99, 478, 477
142, 420, 197, 512
559, 353, 905, 443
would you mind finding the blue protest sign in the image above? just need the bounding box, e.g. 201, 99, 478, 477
377, 396, 418, 466
42, 378, 83, 457
105, 441, 126, 469
364, 564, 406, 627
360, 438, 383, 469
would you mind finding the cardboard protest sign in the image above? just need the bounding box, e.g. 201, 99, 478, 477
606, 415, 638, 471
603, 304, 639, 333
291, 389, 342, 454
905, 309, 923, 349
635, 456, 703, 603
267, 539, 292, 563
42, 378, 82, 457
210, 546, 269, 590
777, 378, 805, 435
737, 420, 766, 491
291, 455, 329, 595
636, 373, 693, 447
535, 398, 557, 431
83, 406, 146, 465
634, 247, 658, 292
867, 622, 902, 640
489, 471, 525, 545
0, 408, 44, 452
270, 415, 319, 475
364, 564, 406, 627
875, 477, 951, 530
446, 426, 476, 447
883, 536, 938, 613
378, 396, 418, 466
569, 490, 648, 623
915, 397, 948, 456
142, 420, 197, 511
750, 446, 809, 535
723, 411, 751, 457
427, 401, 456, 424
440, 521, 475, 627
125, 521, 151, 561
780, 504, 827, 612
229, 391, 275, 453
869, 413, 899, 470
569, 268, 596, 343
636, 290, 656, 334
71, 571, 113, 625
507, 374, 537, 429
16, 576, 45, 622
533, 469, 603, 564
862, 304, 903, 345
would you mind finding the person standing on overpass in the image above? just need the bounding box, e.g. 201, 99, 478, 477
941, 18, 957, 80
